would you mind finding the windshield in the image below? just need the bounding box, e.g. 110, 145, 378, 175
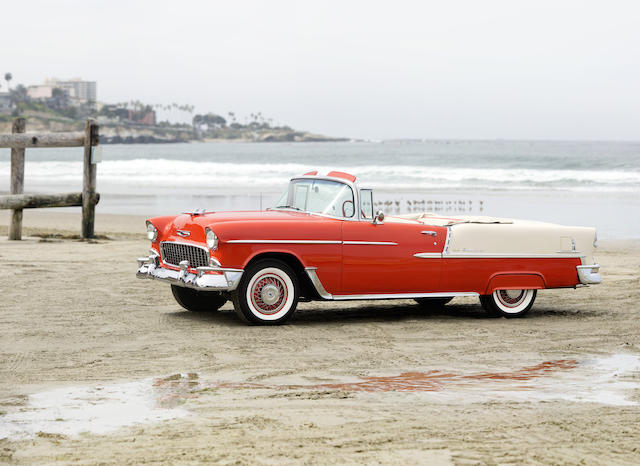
273, 179, 355, 218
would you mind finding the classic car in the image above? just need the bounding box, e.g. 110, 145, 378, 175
136, 170, 601, 325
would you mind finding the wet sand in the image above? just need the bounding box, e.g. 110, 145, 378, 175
1, 211, 640, 464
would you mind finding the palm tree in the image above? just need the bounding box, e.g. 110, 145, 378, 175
4, 72, 12, 91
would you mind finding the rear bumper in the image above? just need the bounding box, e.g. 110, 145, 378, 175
136, 253, 244, 291
577, 264, 601, 285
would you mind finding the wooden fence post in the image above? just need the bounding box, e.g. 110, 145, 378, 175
9, 118, 26, 240
82, 119, 99, 238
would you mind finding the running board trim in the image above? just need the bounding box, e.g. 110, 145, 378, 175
331, 292, 479, 301
304, 266, 478, 301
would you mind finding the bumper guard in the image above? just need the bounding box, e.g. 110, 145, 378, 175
136, 251, 243, 291
577, 264, 601, 285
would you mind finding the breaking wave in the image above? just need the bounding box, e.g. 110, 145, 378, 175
1, 159, 638, 194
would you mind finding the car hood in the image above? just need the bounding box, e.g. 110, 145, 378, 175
148, 210, 340, 245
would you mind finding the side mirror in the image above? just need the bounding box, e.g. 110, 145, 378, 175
373, 210, 385, 224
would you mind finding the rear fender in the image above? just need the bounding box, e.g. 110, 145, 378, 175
485, 273, 546, 294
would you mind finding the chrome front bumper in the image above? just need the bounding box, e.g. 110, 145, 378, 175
577, 264, 601, 285
136, 252, 243, 291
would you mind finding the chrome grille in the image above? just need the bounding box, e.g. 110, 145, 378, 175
161, 242, 209, 268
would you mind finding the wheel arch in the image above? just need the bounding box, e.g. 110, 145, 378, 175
484, 272, 546, 295
243, 251, 318, 299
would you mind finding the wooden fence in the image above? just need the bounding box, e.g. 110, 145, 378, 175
0, 118, 100, 239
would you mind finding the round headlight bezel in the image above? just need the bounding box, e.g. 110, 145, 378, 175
146, 221, 158, 242
205, 228, 219, 250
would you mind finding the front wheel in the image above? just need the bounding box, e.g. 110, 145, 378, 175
231, 259, 299, 325
171, 285, 227, 313
480, 289, 537, 318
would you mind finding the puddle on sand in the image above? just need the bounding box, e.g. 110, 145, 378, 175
0, 374, 198, 440
1, 355, 638, 440
307, 359, 580, 392
211, 354, 640, 406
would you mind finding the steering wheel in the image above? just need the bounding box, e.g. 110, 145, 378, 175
342, 200, 354, 217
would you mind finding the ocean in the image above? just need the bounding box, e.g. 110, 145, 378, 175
1, 140, 639, 238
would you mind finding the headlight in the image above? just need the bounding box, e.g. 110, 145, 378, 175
205, 228, 218, 250
146, 221, 158, 241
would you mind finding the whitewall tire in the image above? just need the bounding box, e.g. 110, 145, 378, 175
232, 259, 299, 325
480, 289, 537, 318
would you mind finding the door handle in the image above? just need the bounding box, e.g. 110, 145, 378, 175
421, 230, 437, 236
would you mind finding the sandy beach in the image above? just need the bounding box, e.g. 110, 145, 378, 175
1, 210, 640, 464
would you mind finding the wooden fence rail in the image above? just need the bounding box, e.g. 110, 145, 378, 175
0, 192, 100, 210
0, 118, 99, 240
0, 132, 86, 148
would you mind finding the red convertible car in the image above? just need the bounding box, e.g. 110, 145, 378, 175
137, 171, 601, 324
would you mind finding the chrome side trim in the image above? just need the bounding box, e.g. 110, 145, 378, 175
577, 264, 601, 285
416, 252, 585, 259
443, 226, 452, 254
226, 239, 342, 244
332, 292, 479, 301
414, 253, 442, 259
342, 241, 398, 246
226, 240, 397, 245
304, 267, 333, 299
442, 253, 584, 258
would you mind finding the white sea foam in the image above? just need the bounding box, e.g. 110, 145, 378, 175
1, 159, 638, 194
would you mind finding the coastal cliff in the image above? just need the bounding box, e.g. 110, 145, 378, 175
0, 111, 347, 144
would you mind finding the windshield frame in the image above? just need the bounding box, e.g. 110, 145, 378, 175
271, 176, 363, 221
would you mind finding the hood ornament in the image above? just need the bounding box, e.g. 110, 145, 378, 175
176, 230, 191, 237
182, 208, 210, 216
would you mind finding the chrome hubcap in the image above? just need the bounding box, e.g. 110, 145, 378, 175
260, 284, 280, 305
504, 289, 522, 300
250, 274, 287, 315
497, 289, 526, 307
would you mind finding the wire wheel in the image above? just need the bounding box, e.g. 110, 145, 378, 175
232, 260, 299, 325
489, 289, 537, 317
250, 273, 288, 315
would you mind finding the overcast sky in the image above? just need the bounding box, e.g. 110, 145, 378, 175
1, 0, 639, 140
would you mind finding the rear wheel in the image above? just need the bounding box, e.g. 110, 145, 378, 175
171, 285, 227, 313
414, 297, 453, 308
231, 259, 299, 325
480, 289, 537, 318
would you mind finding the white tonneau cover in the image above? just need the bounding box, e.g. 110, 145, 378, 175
394, 212, 596, 264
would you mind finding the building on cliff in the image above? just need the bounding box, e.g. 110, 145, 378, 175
43, 78, 97, 102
